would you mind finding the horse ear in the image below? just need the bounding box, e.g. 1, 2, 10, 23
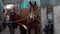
34, 1, 37, 6
29, 1, 32, 6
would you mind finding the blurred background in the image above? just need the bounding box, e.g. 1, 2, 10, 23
0, 0, 60, 34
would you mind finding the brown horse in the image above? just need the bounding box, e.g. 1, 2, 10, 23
4, 9, 15, 34
19, 1, 41, 34
3, 5, 19, 34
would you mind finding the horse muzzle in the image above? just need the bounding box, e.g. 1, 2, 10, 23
29, 15, 35, 21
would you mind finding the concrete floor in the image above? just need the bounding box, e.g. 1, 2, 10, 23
0, 26, 35, 34
1, 26, 20, 34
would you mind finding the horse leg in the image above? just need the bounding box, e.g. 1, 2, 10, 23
28, 28, 31, 34
34, 26, 42, 34
0, 23, 6, 32
20, 26, 27, 34
8, 23, 15, 34
38, 26, 42, 34
2, 23, 6, 30
9, 27, 15, 34
34, 27, 38, 34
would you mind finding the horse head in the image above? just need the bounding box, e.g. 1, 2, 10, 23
29, 1, 40, 21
